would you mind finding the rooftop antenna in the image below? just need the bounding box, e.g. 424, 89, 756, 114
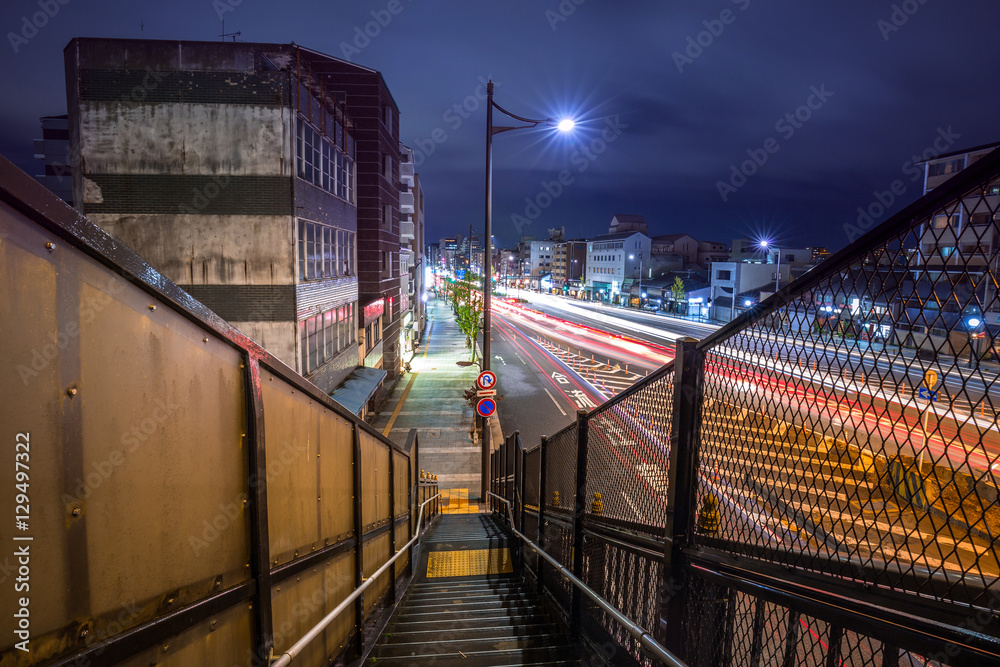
139, 20, 143, 35
219, 18, 240, 42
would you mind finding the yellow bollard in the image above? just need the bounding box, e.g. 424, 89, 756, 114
696, 494, 720, 534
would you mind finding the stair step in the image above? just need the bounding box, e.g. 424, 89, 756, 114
389, 612, 554, 632
406, 590, 537, 603
410, 581, 521, 593
383, 622, 557, 644
374, 638, 576, 661
396, 599, 541, 617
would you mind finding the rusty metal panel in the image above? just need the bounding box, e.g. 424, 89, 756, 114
270, 551, 355, 667
393, 522, 410, 574
261, 372, 354, 566
116, 602, 254, 667
362, 532, 391, 616
0, 204, 70, 647
393, 450, 409, 517
358, 432, 390, 530
0, 202, 250, 661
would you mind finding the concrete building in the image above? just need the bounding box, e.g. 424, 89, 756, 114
63, 39, 368, 399
398, 144, 426, 361
697, 240, 729, 268
586, 231, 651, 303
324, 52, 404, 385
652, 233, 699, 265
527, 240, 556, 283
915, 142, 1000, 331
710, 261, 790, 321
552, 239, 587, 289
33, 114, 73, 206
608, 213, 648, 236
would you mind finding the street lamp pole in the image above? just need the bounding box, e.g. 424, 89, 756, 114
481, 80, 574, 502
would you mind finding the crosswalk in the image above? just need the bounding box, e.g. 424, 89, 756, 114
536, 338, 646, 397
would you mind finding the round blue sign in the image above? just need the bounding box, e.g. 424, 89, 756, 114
476, 397, 497, 418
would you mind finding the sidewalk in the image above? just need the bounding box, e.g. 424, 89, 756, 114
372, 297, 494, 506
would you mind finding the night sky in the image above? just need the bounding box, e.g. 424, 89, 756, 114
2, 0, 998, 252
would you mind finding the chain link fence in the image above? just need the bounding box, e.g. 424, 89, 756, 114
491, 149, 1000, 665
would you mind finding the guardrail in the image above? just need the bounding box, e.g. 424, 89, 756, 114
493, 148, 1000, 665
272, 493, 440, 666
0, 155, 440, 666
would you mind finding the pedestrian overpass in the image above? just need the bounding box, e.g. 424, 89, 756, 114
3, 149, 1000, 665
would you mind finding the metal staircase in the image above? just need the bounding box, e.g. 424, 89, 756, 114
369, 514, 581, 666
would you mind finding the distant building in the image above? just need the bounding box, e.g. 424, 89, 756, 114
710, 261, 790, 321
608, 214, 648, 236
585, 231, 651, 303
651, 233, 699, 265
552, 239, 588, 289
914, 142, 1000, 330
697, 240, 729, 268
33, 114, 73, 206
398, 144, 426, 360
527, 240, 556, 283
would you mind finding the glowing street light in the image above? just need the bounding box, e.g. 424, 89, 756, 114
967, 316, 983, 368
759, 239, 781, 294
482, 79, 575, 500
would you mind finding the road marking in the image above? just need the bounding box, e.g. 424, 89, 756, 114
545, 388, 568, 416
515, 352, 527, 365
382, 371, 418, 437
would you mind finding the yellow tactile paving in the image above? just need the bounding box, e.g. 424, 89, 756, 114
426, 549, 513, 577
439, 488, 480, 514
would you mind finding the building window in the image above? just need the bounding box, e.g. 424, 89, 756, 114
716, 270, 732, 281
300, 303, 356, 374
298, 219, 355, 281
932, 214, 957, 230
970, 212, 993, 227
383, 154, 393, 181
382, 204, 392, 229
928, 158, 964, 177
297, 117, 355, 203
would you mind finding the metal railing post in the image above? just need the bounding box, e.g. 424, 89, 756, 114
243, 355, 273, 663
351, 423, 364, 657
571, 409, 589, 639
388, 442, 397, 604
537, 435, 548, 596
516, 435, 525, 573
662, 338, 705, 656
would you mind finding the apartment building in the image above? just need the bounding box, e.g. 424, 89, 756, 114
64, 39, 364, 398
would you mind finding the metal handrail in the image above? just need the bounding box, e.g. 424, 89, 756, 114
271, 493, 440, 666
488, 493, 687, 667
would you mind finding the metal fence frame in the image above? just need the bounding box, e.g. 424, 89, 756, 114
492, 148, 1000, 665
0, 157, 440, 666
